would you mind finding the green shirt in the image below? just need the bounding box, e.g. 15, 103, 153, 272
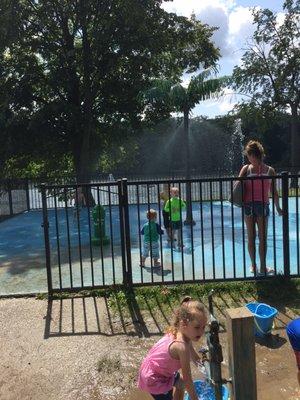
141, 221, 164, 243
164, 197, 186, 222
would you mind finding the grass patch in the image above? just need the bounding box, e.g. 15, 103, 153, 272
38, 277, 300, 316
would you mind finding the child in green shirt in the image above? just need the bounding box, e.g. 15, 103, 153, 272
141, 209, 164, 268
164, 187, 186, 249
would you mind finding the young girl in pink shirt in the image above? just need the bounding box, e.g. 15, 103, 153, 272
138, 297, 207, 400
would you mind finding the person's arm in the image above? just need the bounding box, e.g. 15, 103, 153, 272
190, 343, 201, 365
270, 168, 283, 215
164, 199, 170, 212
141, 225, 145, 235
156, 224, 164, 235
181, 199, 186, 209
238, 164, 249, 177
177, 343, 198, 400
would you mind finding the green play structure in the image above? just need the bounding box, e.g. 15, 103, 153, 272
92, 204, 110, 246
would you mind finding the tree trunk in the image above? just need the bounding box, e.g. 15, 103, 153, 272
290, 103, 299, 188
74, 2, 96, 206
183, 109, 195, 225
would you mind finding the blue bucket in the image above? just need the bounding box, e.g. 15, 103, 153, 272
184, 380, 229, 400
246, 302, 278, 337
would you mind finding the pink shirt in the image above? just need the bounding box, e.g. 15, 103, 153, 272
138, 334, 183, 394
244, 165, 272, 204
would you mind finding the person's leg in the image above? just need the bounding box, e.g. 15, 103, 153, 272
153, 243, 161, 267
245, 215, 257, 272
257, 215, 269, 273
141, 243, 149, 267
163, 211, 172, 241
140, 256, 146, 267
176, 228, 183, 247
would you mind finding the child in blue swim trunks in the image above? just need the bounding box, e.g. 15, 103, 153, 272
287, 318, 300, 386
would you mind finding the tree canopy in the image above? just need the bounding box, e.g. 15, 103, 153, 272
0, 1, 220, 181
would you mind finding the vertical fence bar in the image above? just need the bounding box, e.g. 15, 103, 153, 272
54, 188, 62, 289
86, 185, 95, 287
107, 184, 116, 285
209, 180, 216, 279
136, 184, 144, 284
271, 177, 277, 273
41, 184, 53, 295
220, 181, 226, 279
64, 188, 73, 288
118, 179, 127, 285
123, 179, 132, 285
199, 181, 205, 280
118, 179, 132, 286
281, 172, 290, 277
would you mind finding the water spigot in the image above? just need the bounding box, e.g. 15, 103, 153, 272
206, 309, 223, 400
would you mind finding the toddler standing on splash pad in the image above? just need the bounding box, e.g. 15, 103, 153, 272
138, 297, 207, 400
164, 187, 186, 250
140, 209, 164, 268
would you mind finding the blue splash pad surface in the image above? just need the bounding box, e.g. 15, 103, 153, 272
184, 380, 229, 400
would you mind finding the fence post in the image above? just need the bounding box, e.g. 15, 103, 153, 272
41, 184, 53, 295
281, 171, 290, 277
118, 178, 132, 286
226, 307, 257, 400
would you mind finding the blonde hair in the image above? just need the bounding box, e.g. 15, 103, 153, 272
166, 296, 207, 337
171, 187, 179, 195
245, 140, 265, 161
147, 209, 157, 220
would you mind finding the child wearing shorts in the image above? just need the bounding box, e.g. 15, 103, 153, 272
140, 209, 164, 268
164, 187, 186, 249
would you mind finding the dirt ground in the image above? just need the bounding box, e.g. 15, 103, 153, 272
0, 295, 299, 400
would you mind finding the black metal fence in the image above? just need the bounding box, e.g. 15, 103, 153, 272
40, 173, 300, 294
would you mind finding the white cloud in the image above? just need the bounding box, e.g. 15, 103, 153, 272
161, 1, 284, 117
162, 1, 255, 63
276, 12, 285, 26
197, 7, 232, 57
228, 6, 253, 35
228, 6, 255, 61
162, 0, 236, 16
191, 87, 237, 117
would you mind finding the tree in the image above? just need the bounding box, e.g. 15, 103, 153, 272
0, 1, 219, 185
232, 0, 300, 183
143, 70, 228, 224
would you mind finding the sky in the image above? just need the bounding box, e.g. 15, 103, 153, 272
161, 0, 285, 118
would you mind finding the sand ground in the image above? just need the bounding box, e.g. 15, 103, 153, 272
0, 296, 299, 400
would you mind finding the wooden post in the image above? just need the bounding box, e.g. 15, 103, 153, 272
226, 307, 257, 400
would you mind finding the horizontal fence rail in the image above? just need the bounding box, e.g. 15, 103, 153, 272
38, 173, 300, 294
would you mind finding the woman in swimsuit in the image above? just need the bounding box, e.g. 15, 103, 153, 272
238, 140, 282, 276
